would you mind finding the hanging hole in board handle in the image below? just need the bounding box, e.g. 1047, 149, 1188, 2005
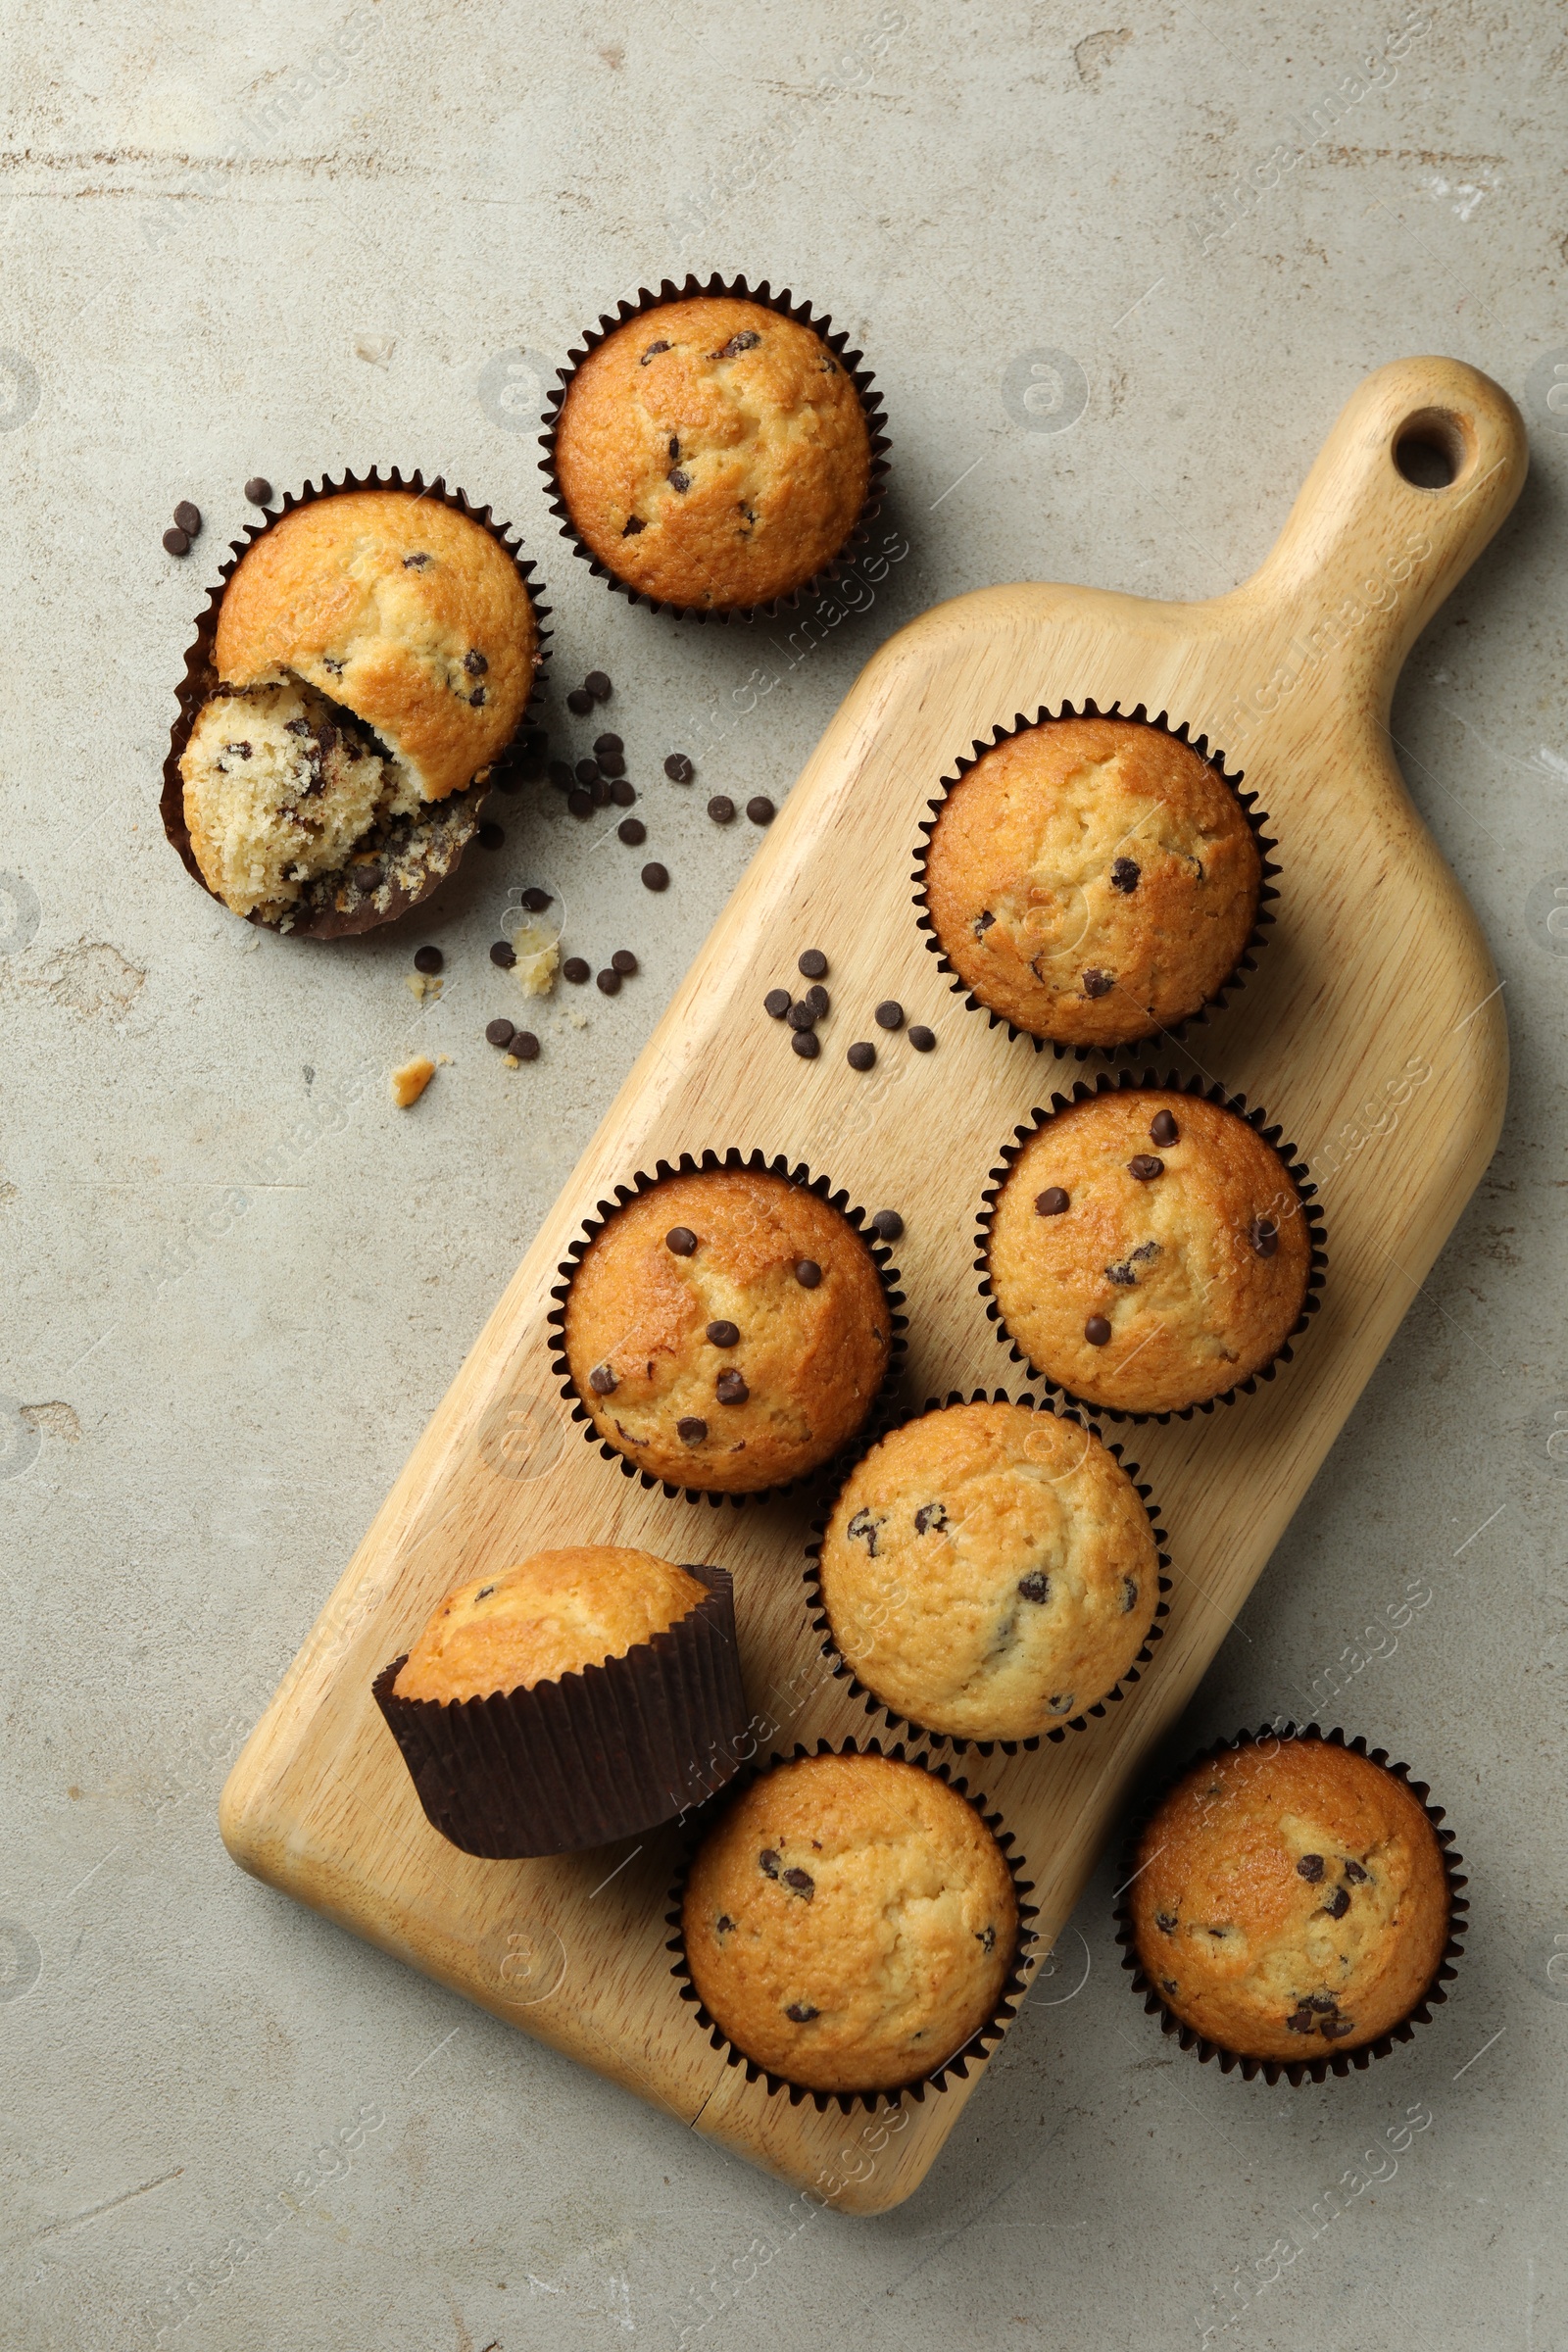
1393, 406, 1475, 492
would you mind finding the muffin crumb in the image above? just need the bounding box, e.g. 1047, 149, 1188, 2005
391, 1055, 436, 1107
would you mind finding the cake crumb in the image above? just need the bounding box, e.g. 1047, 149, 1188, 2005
406, 972, 443, 1004
391, 1055, 436, 1107
512, 918, 560, 997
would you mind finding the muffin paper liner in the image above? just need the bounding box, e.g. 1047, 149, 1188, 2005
911, 701, 1278, 1061
664, 1737, 1039, 2114
372, 1562, 746, 1860
538, 272, 892, 624
163, 467, 552, 940
546, 1147, 908, 1508
803, 1389, 1170, 1755
975, 1067, 1327, 1424
1113, 1722, 1469, 2086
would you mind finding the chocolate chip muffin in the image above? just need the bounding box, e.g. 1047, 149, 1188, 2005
681, 1752, 1017, 2093
551, 297, 872, 612
182, 488, 539, 923
393, 1546, 707, 1702
818, 1401, 1159, 1741
987, 1088, 1311, 1415
1129, 1737, 1451, 2062
564, 1168, 891, 1492
924, 716, 1261, 1048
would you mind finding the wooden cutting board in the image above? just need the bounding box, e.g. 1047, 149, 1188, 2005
220, 357, 1526, 2214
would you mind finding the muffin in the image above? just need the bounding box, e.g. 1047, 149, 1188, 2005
986, 1087, 1312, 1415
681, 1751, 1017, 2093
550, 296, 873, 612
563, 1168, 893, 1492
817, 1401, 1160, 1741
180, 488, 540, 925
923, 716, 1262, 1048
1128, 1736, 1452, 2062
374, 1546, 747, 1858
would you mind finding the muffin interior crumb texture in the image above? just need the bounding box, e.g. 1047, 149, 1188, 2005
393, 1546, 706, 1704
683, 1752, 1018, 2093
1130, 1740, 1451, 2062
390, 1054, 436, 1107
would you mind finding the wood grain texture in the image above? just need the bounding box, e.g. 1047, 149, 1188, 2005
220, 358, 1526, 2213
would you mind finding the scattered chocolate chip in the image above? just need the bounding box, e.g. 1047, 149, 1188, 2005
640, 340, 670, 365
913, 1500, 947, 1535
715, 1369, 749, 1404
1250, 1217, 1279, 1257
575, 759, 600, 787
1128, 1154, 1164, 1181
243, 476, 272, 507
1320, 1886, 1351, 1920
1155, 1911, 1177, 1934
586, 671, 612, 702
907, 1025, 936, 1052
622, 516, 645, 535
594, 733, 623, 759
413, 945, 443, 975
784, 2002, 819, 2023
798, 949, 828, 979
782, 1867, 814, 1898
548, 760, 574, 790
676, 1415, 709, 1444
787, 1001, 817, 1032
664, 753, 694, 783
1017, 1571, 1051, 1603
566, 687, 593, 715
667, 466, 691, 492
795, 1259, 821, 1287
477, 822, 504, 850
1320, 2016, 1355, 2039
665, 1227, 698, 1255
706, 1320, 740, 1348
618, 817, 647, 846
162, 525, 190, 557
708, 795, 735, 823
484, 1018, 515, 1049
567, 788, 594, 818
1297, 1854, 1325, 1882
803, 984, 830, 1016
563, 956, 591, 984
847, 1044, 875, 1074
1110, 857, 1141, 894
172, 500, 201, 536
870, 1003, 905, 1036
464, 649, 489, 677
870, 1208, 903, 1241
1083, 968, 1115, 998
611, 777, 635, 806
711, 329, 761, 359
1085, 1315, 1112, 1346
764, 989, 792, 1019
1285, 2004, 1316, 2034
1343, 1859, 1369, 1884
596, 968, 620, 995
1151, 1108, 1179, 1147
792, 1031, 820, 1058
589, 1362, 617, 1395
641, 862, 669, 892
612, 950, 637, 976
1035, 1187, 1070, 1216
759, 1849, 780, 1878
746, 796, 775, 825
591, 776, 612, 807
513, 1031, 540, 1061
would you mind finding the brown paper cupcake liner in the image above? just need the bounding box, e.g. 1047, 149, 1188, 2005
911, 701, 1278, 1061
663, 1737, 1039, 2114
538, 272, 892, 624
975, 1067, 1327, 1425
372, 1562, 746, 1860
803, 1388, 1170, 1756
1113, 1722, 1469, 2086
163, 467, 552, 940
546, 1146, 908, 1508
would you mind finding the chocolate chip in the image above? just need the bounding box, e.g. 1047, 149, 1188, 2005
484, 1018, 515, 1049
764, 989, 792, 1019
403, 553, 432, 570
782, 1867, 814, 1898
1128, 1154, 1164, 1181
575, 759, 600, 787
715, 1913, 734, 1935
477, 822, 504, 850
1110, 857, 1141, 893
594, 733, 623, 758
874, 1001, 904, 1031
1250, 1217, 1279, 1257
1307, 1993, 1338, 2013
567, 789, 593, 818
516, 887, 551, 914
1297, 1854, 1325, 1882
973, 909, 996, 938
640, 340, 670, 364
1320, 1886, 1351, 1920
562, 956, 590, 984
1155, 1911, 1177, 1934
1017, 1571, 1051, 1603
1122, 1577, 1140, 1611
162, 526, 190, 557
676, 1415, 709, 1444
465, 649, 489, 676
715, 1369, 749, 1404
172, 500, 201, 535
667, 466, 691, 492
664, 754, 694, 782
975, 1924, 996, 1954
804, 985, 829, 1017
641, 862, 669, 891
1343, 1859, 1369, 1884
708, 795, 735, 823
706, 1320, 740, 1348
618, 817, 647, 845
907, 1025, 936, 1052
746, 796, 775, 825
787, 1001, 817, 1032
591, 777, 612, 807
913, 1501, 947, 1534
1085, 1315, 1112, 1346
589, 1362, 616, 1395
413, 946, 443, 974
622, 516, 645, 535
468, 685, 487, 708
870, 1208, 903, 1240
243, 476, 272, 507
784, 2003, 819, 2023
1151, 1108, 1179, 1148
798, 950, 828, 979
1082, 968, 1115, 998
1048, 1692, 1075, 1715
665, 1227, 699, 1255
792, 1031, 820, 1058
586, 671, 612, 702
565, 687, 593, 715
1286, 2004, 1316, 2034
612, 950, 638, 975
513, 1031, 540, 1061
1035, 1187, 1069, 1216
604, 780, 631, 810
759, 1849, 780, 1878
795, 1259, 821, 1287
847, 1042, 875, 1071
847, 1508, 883, 1554
668, 437, 680, 461
548, 760, 574, 790
711, 329, 761, 359
1320, 2017, 1355, 2039
596, 968, 620, 995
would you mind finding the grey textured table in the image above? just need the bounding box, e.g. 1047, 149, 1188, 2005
2, 6, 1564, 2347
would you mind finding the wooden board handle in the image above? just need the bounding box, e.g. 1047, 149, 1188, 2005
1238, 356, 1527, 711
